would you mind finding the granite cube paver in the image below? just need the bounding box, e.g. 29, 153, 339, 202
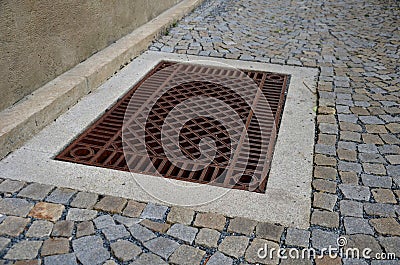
313, 192, 337, 211
122, 200, 146, 218
0, 198, 33, 217
70, 192, 98, 209
285, 228, 310, 248
369, 218, 400, 236
0, 179, 25, 193
371, 188, 397, 204
128, 223, 156, 243
72, 235, 110, 265
101, 224, 130, 241
0, 216, 30, 237
5, 240, 43, 260
167, 223, 198, 244
110, 240, 142, 262
339, 184, 370, 201
228, 217, 257, 235
207, 251, 234, 265
0, 237, 11, 251
218, 235, 249, 258
41, 238, 70, 256
140, 219, 170, 233
378, 236, 400, 257
94, 196, 127, 214
194, 212, 226, 231
345, 234, 382, 256
245, 238, 279, 264
26, 220, 53, 238
168, 245, 205, 265
312, 179, 337, 194
344, 217, 374, 235
144, 237, 180, 260
364, 203, 396, 217
195, 228, 220, 248
130, 253, 167, 265
18, 183, 54, 200
76, 221, 95, 238
43, 253, 78, 265
311, 210, 339, 228
93, 214, 115, 229
140, 203, 168, 220
113, 214, 141, 227
340, 200, 363, 217
45, 188, 76, 204
167, 206, 195, 225
311, 229, 338, 251
51, 220, 74, 237
66, 208, 98, 221
28, 202, 65, 222
256, 222, 284, 243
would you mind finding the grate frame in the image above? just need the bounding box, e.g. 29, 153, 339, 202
55, 61, 290, 193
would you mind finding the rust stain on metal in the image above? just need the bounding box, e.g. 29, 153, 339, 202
56, 61, 289, 193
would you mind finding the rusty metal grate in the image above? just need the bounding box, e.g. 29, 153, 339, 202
56, 61, 289, 193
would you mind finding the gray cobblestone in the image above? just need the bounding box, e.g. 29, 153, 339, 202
110, 240, 142, 262
169, 245, 205, 265
128, 223, 156, 243
44, 253, 78, 265
340, 200, 363, 217
0, 179, 25, 193
227, 217, 257, 235
140, 203, 168, 220
5, 240, 42, 260
76, 221, 95, 238
101, 224, 130, 241
93, 215, 115, 229
0, 198, 33, 217
0, 237, 10, 252
130, 253, 167, 265
339, 184, 370, 201
66, 208, 97, 221
195, 228, 220, 248
311, 229, 338, 251
26, 220, 53, 238
46, 188, 76, 204
144, 237, 180, 260
70, 192, 98, 209
72, 235, 110, 265
285, 228, 310, 248
256, 222, 284, 243
218, 235, 249, 258
167, 223, 198, 244
113, 214, 141, 227
0, 216, 30, 237
18, 183, 54, 200
207, 251, 233, 265
344, 217, 374, 235
364, 203, 396, 217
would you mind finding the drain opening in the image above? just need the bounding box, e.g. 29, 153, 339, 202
56, 61, 289, 193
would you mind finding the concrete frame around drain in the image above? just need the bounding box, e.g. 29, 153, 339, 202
0, 51, 318, 228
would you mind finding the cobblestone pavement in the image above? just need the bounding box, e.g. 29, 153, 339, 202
1, 0, 400, 264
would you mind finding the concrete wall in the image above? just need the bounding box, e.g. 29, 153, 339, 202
0, 0, 180, 111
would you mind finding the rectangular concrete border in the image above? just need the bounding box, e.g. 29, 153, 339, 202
0, 0, 204, 159
0, 51, 317, 228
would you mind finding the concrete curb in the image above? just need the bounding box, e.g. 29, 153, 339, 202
0, 0, 204, 159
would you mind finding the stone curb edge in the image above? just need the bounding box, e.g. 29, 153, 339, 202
0, 0, 204, 159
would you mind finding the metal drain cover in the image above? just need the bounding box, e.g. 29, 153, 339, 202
56, 61, 289, 193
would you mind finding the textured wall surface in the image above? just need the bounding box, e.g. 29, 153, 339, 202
0, 0, 180, 111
